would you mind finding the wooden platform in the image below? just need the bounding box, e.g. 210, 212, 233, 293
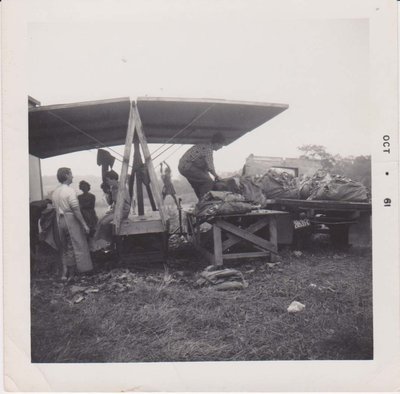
111, 212, 169, 264
118, 215, 165, 236
116, 232, 169, 264
186, 209, 290, 266
270, 198, 372, 212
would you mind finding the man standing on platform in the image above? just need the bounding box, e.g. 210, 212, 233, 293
178, 133, 226, 200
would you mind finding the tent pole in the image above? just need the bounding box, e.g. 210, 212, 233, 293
132, 102, 168, 227
114, 101, 135, 235
132, 135, 145, 216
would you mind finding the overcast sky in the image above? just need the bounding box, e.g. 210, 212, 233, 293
27, 2, 370, 178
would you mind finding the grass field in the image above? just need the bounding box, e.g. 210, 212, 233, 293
31, 238, 373, 363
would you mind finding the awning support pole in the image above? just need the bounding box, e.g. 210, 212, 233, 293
132, 102, 168, 228
114, 101, 136, 235
133, 135, 145, 216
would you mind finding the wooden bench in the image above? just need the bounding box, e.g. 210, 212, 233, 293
186, 209, 290, 266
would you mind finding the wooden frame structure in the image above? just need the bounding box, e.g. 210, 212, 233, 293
28, 96, 289, 262
186, 210, 290, 266
105, 98, 289, 253
113, 102, 167, 234
111, 102, 169, 262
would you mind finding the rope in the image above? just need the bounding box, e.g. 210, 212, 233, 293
154, 143, 186, 168
48, 102, 216, 171
149, 103, 215, 157
47, 110, 134, 170
48, 111, 126, 160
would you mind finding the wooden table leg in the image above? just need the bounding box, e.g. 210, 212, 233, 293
213, 224, 223, 266
269, 216, 278, 262
269, 216, 278, 245
195, 217, 201, 247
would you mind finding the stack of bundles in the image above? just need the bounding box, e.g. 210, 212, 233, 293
298, 170, 328, 199
196, 266, 248, 291
256, 169, 300, 199
239, 176, 268, 206
213, 177, 241, 194
213, 170, 370, 204
194, 191, 253, 217
213, 172, 299, 206
213, 176, 268, 206
306, 173, 369, 202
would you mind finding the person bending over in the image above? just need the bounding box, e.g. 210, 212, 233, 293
178, 133, 226, 200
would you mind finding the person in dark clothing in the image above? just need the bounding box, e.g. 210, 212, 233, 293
97, 149, 116, 183
92, 170, 131, 251
78, 181, 98, 236
178, 133, 226, 200
30, 199, 52, 262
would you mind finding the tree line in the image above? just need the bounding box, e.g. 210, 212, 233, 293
298, 144, 371, 189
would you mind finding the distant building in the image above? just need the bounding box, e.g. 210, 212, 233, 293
243, 154, 321, 177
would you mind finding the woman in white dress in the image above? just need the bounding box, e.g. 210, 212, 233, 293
52, 167, 93, 280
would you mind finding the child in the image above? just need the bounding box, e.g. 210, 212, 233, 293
160, 162, 179, 208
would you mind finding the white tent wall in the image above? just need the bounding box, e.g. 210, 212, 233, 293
29, 154, 43, 202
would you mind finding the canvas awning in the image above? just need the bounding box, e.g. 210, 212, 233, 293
29, 97, 288, 158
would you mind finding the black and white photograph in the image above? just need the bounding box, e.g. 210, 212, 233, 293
3, 0, 399, 391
